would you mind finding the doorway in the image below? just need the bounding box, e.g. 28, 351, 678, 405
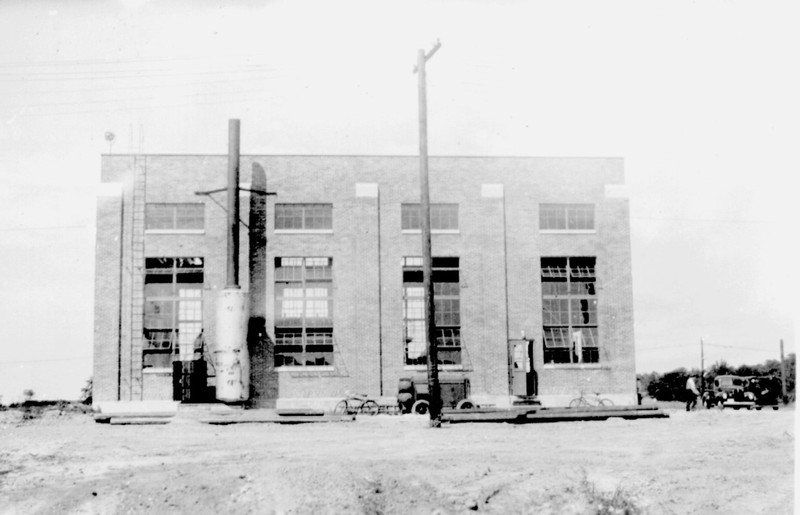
510, 339, 537, 396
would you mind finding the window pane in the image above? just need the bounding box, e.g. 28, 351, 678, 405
540, 204, 594, 230
144, 300, 174, 328
174, 204, 204, 230
304, 204, 332, 230
431, 204, 458, 230
401, 204, 420, 230
539, 204, 566, 230
275, 204, 304, 229
571, 298, 597, 325
543, 298, 569, 325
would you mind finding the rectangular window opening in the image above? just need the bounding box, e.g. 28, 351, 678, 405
401, 204, 459, 231
539, 204, 594, 231
541, 256, 598, 364
146, 203, 204, 231
143, 257, 204, 368
275, 204, 333, 231
274, 257, 334, 367
403, 256, 461, 365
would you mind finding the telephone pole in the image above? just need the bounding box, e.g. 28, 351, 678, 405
700, 338, 705, 396
415, 40, 442, 427
779, 339, 788, 403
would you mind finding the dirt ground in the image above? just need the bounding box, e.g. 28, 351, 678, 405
0, 402, 794, 514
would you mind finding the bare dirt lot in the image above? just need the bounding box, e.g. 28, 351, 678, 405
0, 403, 794, 514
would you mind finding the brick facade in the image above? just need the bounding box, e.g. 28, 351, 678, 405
94, 155, 636, 408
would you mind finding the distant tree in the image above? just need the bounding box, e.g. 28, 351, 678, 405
644, 354, 797, 403
80, 377, 93, 405
23, 389, 35, 402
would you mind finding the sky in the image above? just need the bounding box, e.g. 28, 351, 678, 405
0, 0, 796, 402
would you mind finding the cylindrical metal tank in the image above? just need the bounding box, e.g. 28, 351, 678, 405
215, 288, 250, 402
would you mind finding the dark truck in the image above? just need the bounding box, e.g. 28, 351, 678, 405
704, 375, 782, 410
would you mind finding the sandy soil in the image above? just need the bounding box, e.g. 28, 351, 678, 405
0, 403, 794, 514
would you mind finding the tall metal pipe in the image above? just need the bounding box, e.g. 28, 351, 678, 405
227, 119, 241, 288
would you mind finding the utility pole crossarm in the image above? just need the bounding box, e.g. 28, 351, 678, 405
412, 40, 442, 73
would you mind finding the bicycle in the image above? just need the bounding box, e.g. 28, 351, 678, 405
569, 391, 614, 408
333, 391, 379, 416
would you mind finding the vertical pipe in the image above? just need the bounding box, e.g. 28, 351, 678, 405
502, 188, 513, 396
418, 48, 441, 425
377, 188, 384, 396
117, 185, 124, 401
227, 119, 241, 288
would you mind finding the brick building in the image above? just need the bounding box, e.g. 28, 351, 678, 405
94, 155, 636, 409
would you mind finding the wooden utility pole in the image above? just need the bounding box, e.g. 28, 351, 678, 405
700, 338, 705, 396
779, 339, 788, 403
415, 40, 442, 427
227, 119, 241, 288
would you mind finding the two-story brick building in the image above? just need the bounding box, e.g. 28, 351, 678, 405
93, 154, 636, 409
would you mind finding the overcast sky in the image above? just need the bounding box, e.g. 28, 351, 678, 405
0, 0, 796, 402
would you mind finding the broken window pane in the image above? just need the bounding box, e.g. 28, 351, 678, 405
142, 257, 203, 368
541, 257, 599, 364
403, 256, 461, 365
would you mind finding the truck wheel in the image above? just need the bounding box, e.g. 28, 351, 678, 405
456, 399, 474, 410
412, 400, 429, 415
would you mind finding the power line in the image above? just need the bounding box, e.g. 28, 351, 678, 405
0, 356, 91, 365
631, 216, 773, 225
0, 224, 91, 232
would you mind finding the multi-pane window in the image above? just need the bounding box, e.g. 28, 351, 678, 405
143, 257, 204, 368
275, 204, 333, 230
539, 204, 594, 231
274, 257, 334, 367
145, 203, 204, 231
403, 257, 461, 365
541, 257, 598, 364
401, 204, 459, 231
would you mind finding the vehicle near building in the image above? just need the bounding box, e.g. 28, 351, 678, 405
705, 375, 781, 410
746, 376, 782, 410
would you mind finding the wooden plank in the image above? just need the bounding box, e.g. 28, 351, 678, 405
94, 412, 175, 423
200, 414, 356, 425
526, 408, 668, 421
109, 417, 173, 425
276, 408, 326, 417
441, 411, 526, 423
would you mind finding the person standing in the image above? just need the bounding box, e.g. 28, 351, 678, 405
685, 375, 700, 411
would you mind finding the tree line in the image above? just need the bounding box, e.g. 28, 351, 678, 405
638, 353, 795, 402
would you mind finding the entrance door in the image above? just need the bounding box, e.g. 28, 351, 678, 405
510, 339, 537, 396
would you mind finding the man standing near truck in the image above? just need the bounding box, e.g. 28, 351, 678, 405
685, 375, 700, 411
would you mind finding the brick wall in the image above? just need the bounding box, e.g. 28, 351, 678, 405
95, 155, 635, 406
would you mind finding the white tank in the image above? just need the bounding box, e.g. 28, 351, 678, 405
214, 288, 250, 402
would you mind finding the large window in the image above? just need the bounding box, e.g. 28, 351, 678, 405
143, 257, 204, 368
274, 257, 334, 367
401, 204, 459, 231
275, 204, 332, 231
541, 257, 598, 364
403, 257, 461, 366
146, 203, 204, 231
539, 204, 594, 231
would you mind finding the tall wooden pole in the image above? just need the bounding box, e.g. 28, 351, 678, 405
227, 119, 241, 288
700, 338, 705, 396
416, 41, 442, 427
779, 339, 788, 403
